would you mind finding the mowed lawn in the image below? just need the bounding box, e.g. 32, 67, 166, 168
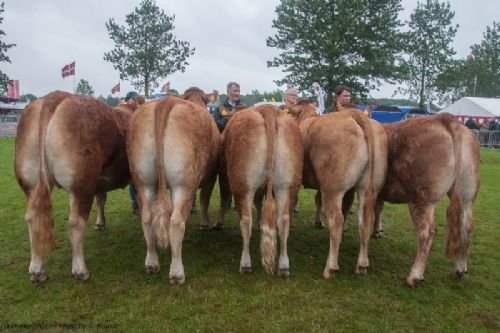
0, 137, 498, 332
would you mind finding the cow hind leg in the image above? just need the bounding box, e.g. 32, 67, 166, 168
168, 188, 193, 285
453, 200, 474, 277
139, 187, 160, 274
199, 173, 216, 230
254, 190, 265, 230
275, 189, 291, 277
322, 193, 344, 279
68, 193, 93, 281
237, 192, 254, 273
94, 192, 107, 231
407, 202, 437, 287
214, 171, 231, 229
372, 199, 384, 239
314, 191, 323, 228
355, 187, 375, 275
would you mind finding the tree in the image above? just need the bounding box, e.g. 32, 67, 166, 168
20, 93, 37, 103
97, 95, 119, 107
398, 0, 458, 108
267, 0, 405, 102
0, 2, 15, 95
75, 79, 95, 96
436, 22, 500, 103
104, 0, 194, 97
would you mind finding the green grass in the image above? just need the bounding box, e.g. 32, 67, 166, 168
1, 138, 499, 332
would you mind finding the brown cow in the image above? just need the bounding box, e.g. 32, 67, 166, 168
218, 104, 303, 275
374, 113, 480, 286
289, 103, 387, 278
127, 87, 220, 285
14, 91, 132, 282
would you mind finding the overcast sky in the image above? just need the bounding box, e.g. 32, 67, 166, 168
1, 0, 499, 99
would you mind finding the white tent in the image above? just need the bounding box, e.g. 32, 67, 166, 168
439, 97, 500, 123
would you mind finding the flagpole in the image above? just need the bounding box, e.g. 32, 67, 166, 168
73, 60, 76, 93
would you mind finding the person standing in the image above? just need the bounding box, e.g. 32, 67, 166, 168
282, 87, 298, 112
211, 82, 244, 132
312, 82, 326, 115
333, 85, 352, 112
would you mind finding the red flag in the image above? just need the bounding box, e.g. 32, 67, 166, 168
61, 61, 75, 78
111, 82, 120, 94
161, 81, 170, 93
6, 80, 20, 99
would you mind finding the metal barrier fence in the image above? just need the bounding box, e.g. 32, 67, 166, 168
471, 130, 500, 149
0, 115, 19, 123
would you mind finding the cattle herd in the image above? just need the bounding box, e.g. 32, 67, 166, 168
13, 88, 480, 287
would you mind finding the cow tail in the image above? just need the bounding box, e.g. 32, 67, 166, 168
442, 114, 465, 259
259, 107, 277, 274
27, 92, 67, 257
351, 111, 376, 229
152, 98, 176, 248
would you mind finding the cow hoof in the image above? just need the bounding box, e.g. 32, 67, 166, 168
145, 265, 160, 274
372, 229, 384, 239
323, 268, 338, 279
453, 268, 468, 278
30, 272, 48, 283
355, 266, 368, 275
406, 276, 424, 287
199, 224, 210, 230
315, 222, 324, 229
278, 268, 290, 277
239, 266, 252, 274
169, 275, 185, 285
72, 271, 90, 281
212, 223, 224, 230
94, 224, 106, 231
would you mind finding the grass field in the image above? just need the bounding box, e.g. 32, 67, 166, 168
0, 137, 498, 332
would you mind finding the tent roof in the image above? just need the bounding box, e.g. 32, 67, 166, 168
439, 97, 500, 117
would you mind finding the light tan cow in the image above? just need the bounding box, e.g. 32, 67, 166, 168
375, 113, 480, 286
127, 87, 220, 285
289, 103, 387, 278
14, 91, 132, 282
218, 105, 303, 275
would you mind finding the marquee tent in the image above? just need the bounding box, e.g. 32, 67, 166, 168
439, 97, 500, 124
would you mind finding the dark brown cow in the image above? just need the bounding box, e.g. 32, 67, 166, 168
127, 87, 220, 285
289, 103, 387, 278
375, 113, 480, 286
218, 104, 303, 275
14, 91, 132, 282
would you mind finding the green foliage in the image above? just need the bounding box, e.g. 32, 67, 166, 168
104, 0, 195, 98
20, 93, 37, 103
97, 95, 119, 107
398, 0, 458, 108
0, 2, 15, 95
1, 137, 499, 331
267, 0, 405, 102
437, 22, 500, 102
239, 89, 285, 106
75, 79, 95, 96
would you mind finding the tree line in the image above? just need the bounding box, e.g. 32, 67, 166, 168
0, 0, 499, 108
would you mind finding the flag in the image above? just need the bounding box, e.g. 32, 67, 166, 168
61, 61, 75, 78
5, 80, 20, 99
467, 52, 475, 61
161, 81, 170, 93
111, 82, 120, 94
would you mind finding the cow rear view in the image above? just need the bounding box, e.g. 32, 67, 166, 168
379, 113, 480, 286
14, 92, 132, 282
219, 105, 303, 275
127, 88, 220, 285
